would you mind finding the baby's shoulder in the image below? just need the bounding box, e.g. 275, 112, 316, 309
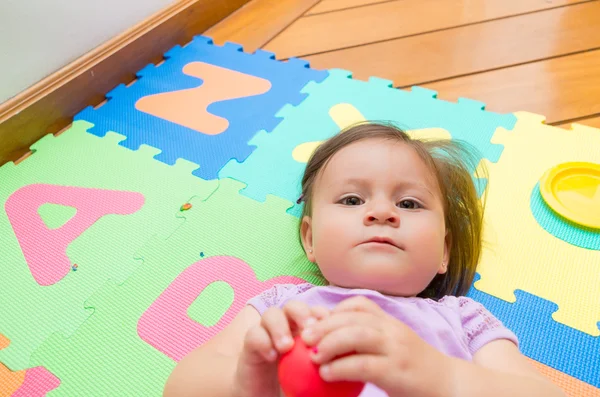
432, 295, 492, 319
247, 283, 315, 314
433, 295, 519, 353
264, 283, 315, 302
435, 295, 506, 335
435, 295, 481, 310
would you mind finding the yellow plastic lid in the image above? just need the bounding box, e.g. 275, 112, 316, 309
539, 161, 600, 229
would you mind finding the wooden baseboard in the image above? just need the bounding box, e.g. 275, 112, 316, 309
0, 0, 251, 165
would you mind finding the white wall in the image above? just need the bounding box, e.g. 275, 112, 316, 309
0, 0, 178, 104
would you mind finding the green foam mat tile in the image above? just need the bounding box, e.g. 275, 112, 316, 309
29, 178, 321, 395
37, 203, 77, 230
0, 120, 218, 371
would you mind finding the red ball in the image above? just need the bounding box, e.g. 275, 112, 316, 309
278, 335, 365, 397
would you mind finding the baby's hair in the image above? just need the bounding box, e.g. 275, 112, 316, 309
298, 121, 487, 300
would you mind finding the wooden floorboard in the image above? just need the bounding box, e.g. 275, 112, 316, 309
576, 116, 600, 128
303, 2, 600, 87
558, 115, 600, 129
306, 0, 392, 15
204, 0, 321, 53
420, 49, 600, 124
265, 0, 588, 59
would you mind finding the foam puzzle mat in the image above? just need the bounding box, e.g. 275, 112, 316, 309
1, 35, 599, 395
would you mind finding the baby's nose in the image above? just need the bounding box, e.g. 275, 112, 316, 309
365, 206, 400, 226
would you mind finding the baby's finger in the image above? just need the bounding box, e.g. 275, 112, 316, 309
310, 305, 330, 321
243, 325, 278, 363
302, 312, 378, 345
319, 354, 387, 385
261, 307, 294, 353
283, 300, 314, 331
333, 296, 384, 316
311, 325, 385, 364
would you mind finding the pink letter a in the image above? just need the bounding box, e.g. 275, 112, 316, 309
5, 184, 144, 286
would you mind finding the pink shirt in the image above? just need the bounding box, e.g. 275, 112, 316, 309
247, 283, 519, 397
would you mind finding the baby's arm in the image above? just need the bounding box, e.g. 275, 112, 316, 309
163, 305, 260, 397
449, 339, 566, 397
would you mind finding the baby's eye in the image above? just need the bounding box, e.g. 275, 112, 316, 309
340, 196, 364, 206
397, 199, 421, 209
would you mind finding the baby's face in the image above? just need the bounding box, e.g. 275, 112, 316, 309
301, 138, 449, 297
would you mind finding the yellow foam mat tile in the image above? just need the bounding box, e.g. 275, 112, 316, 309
475, 111, 600, 336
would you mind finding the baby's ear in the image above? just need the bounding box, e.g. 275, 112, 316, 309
300, 216, 315, 262
443, 229, 451, 267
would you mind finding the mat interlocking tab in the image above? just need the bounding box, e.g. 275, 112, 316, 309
0, 120, 218, 371
75, 35, 328, 180
0, 334, 60, 396
219, 69, 516, 215
468, 275, 600, 388
474, 112, 600, 336
29, 178, 321, 395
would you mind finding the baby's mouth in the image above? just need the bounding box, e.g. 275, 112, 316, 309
360, 236, 402, 249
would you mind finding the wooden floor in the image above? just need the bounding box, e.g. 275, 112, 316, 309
208, 0, 600, 128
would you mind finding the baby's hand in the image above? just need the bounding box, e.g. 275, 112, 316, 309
233, 301, 329, 397
302, 296, 453, 397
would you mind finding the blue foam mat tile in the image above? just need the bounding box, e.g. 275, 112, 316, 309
75, 35, 328, 180
467, 274, 600, 387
